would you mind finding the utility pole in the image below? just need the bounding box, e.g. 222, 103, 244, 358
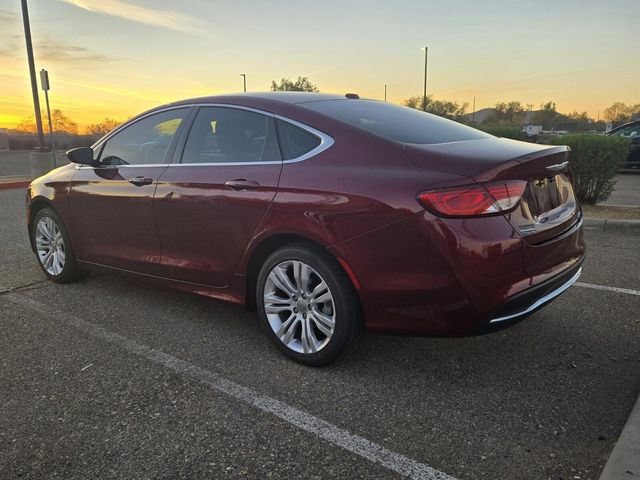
472, 96, 476, 123
20, 0, 45, 150
423, 46, 428, 112
40, 69, 56, 167
384, 84, 387, 102
240, 73, 247, 92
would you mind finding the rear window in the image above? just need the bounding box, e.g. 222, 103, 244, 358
303, 99, 491, 145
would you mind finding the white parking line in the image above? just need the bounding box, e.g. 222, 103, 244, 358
4, 295, 457, 480
575, 282, 640, 297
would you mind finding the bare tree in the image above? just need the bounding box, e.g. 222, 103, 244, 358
16, 109, 78, 134
604, 102, 640, 125
87, 118, 122, 136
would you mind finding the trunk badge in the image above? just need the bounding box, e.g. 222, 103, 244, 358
545, 161, 569, 172
519, 225, 537, 236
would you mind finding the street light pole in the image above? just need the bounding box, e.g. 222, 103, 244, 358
384, 84, 387, 102
20, 0, 45, 150
472, 96, 476, 124
40, 69, 56, 168
423, 46, 428, 112
240, 73, 246, 92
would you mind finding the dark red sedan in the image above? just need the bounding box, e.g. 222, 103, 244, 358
27, 92, 585, 365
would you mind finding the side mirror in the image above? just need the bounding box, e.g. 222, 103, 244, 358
66, 147, 96, 165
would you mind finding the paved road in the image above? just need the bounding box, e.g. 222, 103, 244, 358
1, 188, 639, 480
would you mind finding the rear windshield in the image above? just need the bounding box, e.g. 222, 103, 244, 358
303, 99, 491, 145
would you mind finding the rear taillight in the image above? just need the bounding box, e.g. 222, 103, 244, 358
417, 180, 527, 217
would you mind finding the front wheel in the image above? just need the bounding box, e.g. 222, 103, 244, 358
256, 244, 361, 366
32, 207, 84, 283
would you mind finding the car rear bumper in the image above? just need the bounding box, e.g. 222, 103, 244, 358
330, 208, 585, 336
485, 258, 583, 327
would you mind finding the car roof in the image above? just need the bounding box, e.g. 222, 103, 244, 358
167, 92, 350, 108
115, 92, 366, 144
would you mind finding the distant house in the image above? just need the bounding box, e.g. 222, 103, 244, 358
522, 125, 543, 137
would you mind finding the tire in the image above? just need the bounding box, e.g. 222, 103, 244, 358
256, 243, 361, 366
32, 207, 84, 283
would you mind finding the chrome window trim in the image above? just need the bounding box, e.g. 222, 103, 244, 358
74, 163, 169, 169
172, 160, 284, 167
489, 266, 582, 324
84, 103, 334, 169
272, 114, 334, 164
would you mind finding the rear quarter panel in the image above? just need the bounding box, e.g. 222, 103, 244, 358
236, 121, 470, 274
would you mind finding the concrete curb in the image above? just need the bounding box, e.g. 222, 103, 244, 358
600, 392, 640, 479
0, 179, 30, 190
583, 218, 640, 233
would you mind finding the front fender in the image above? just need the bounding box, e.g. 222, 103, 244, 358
26, 164, 76, 249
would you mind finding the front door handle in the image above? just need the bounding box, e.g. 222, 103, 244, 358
224, 179, 261, 190
128, 176, 154, 186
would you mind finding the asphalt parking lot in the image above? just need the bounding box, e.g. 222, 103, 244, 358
1, 187, 639, 480
602, 171, 640, 207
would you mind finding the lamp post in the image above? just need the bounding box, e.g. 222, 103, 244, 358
472, 96, 476, 124
40, 69, 56, 167
422, 46, 428, 112
384, 84, 387, 102
240, 73, 247, 92
20, 0, 45, 150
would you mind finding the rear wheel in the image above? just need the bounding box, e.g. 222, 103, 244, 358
256, 244, 361, 366
32, 208, 84, 283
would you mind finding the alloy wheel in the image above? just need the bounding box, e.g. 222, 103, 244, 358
35, 216, 66, 276
263, 260, 336, 354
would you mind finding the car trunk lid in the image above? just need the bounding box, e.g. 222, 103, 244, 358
406, 137, 580, 245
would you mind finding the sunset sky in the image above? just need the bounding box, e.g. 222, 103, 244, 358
0, 0, 638, 131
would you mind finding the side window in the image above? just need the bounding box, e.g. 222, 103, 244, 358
99, 108, 188, 165
275, 119, 322, 160
181, 107, 280, 163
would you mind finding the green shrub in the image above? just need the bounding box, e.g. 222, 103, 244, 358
476, 126, 525, 140
548, 134, 630, 204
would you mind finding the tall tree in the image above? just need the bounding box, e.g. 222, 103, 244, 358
565, 111, 593, 131
489, 101, 525, 125
604, 102, 640, 125
87, 118, 122, 136
403, 95, 468, 121
270, 76, 319, 92
403, 95, 424, 109
533, 101, 558, 129
428, 98, 468, 120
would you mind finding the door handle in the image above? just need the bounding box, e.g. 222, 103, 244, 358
224, 179, 261, 190
128, 176, 154, 186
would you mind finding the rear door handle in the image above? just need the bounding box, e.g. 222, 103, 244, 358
128, 176, 153, 186
224, 179, 261, 190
